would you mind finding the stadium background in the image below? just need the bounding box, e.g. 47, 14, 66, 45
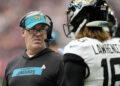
0, 0, 119, 85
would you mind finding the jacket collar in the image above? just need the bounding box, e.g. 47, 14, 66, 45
22, 48, 53, 60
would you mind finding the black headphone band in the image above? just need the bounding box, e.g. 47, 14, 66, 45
45, 15, 53, 29
45, 15, 53, 39
19, 16, 26, 28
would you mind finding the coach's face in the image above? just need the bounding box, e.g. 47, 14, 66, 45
21, 23, 48, 55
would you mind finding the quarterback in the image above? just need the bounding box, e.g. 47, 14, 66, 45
63, 0, 120, 86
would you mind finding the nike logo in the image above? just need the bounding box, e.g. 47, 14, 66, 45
69, 45, 78, 48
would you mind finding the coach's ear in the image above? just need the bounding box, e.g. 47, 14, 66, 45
21, 29, 25, 37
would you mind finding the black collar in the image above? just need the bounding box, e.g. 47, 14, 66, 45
22, 48, 53, 60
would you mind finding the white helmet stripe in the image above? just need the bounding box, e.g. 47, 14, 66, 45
86, 21, 108, 27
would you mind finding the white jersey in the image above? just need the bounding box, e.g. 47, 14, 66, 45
64, 37, 120, 86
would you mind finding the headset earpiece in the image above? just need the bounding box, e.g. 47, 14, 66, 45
45, 15, 53, 39
19, 16, 26, 29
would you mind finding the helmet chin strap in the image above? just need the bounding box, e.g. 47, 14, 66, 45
70, 19, 87, 39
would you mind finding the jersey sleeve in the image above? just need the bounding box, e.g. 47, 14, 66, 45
64, 53, 87, 86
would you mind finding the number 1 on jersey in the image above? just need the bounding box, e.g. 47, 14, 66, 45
101, 58, 120, 86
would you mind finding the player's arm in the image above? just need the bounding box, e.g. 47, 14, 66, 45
64, 53, 88, 86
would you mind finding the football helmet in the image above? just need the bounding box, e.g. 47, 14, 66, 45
108, 8, 118, 37
63, 0, 110, 38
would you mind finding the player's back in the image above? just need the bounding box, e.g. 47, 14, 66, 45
64, 37, 120, 86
